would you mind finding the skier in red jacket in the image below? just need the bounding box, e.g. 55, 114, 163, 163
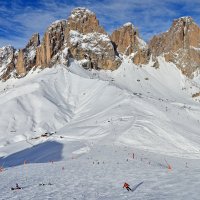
123, 182, 132, 191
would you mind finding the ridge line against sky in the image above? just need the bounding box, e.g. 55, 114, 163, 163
1, 0, 200, 49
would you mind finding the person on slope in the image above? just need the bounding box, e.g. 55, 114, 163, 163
11, 183, 22, 190
123, 182, 132, 191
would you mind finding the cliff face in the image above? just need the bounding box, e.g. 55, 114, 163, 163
111, 23, 140, 54
35, 7, 121, 70
65, 8, 121, 70
0, 46, 15, 80
15, 33, 40, 77
149, 17, 200, 77
67, 30, 121, 70
25, 33, 40, 71
1, 8, 200, 81
0, 7, 122, 79
16, 49, 26, 76
111, 23, 150, 65
36, 20, 67, 68
65, 8, 105, 35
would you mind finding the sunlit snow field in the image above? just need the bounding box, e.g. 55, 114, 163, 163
0, 58, 200, 199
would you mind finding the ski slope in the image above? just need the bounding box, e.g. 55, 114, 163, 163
0, 57, 200, 199
1, 145, 200, 200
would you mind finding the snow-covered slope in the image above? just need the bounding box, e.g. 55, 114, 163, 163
0, 58, 200, 199
0, 58, 200, 158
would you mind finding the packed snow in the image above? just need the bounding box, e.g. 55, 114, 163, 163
0, 57, 200, 199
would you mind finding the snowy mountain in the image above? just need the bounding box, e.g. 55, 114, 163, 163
1, 8, 200, 80
0, 7, 200, 200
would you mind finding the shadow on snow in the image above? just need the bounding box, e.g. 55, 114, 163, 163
132, 181, 144, 192
0, 141, 63, 168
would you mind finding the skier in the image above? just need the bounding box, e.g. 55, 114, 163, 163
123, 182, 132, 191
11, 183, 22, 190
15, 183, 21, 189
0, 166, 3, 172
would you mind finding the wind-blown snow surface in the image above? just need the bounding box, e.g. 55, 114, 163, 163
0, 58, 200, 199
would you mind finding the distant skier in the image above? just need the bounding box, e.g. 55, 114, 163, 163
0, 166, 3, 172
11, 183, 22, 190
123, 182, 132, 191
15, 183, 21, 189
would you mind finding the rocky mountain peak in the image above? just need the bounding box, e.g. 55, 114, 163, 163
149, 16, 200, 77
150, 16, 199, 54
111, 22, 150, 65
123, 22, 134, 28
0, 45, 14, 62
36, 20, 67, 68
66, 7, 105, 34
1, 8, 200, 81
0, 45, 15, 80
70, 7, 95, 18
65, 8, 120, 70
26, 33, 40, 49
111, 22, 148, 54
15, 33, 41, 77
173, 16, 194, 26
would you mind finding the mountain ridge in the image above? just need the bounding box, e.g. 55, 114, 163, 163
1, 8, 200, 200
1, 7, 200, 81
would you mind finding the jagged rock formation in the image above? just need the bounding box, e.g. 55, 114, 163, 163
15, 33, 40, 77
66, 30, 121, 70
36, 20, 66, 68
35, 8, 121, 70
25, 33, 40, 70
111, 23, 140, 55
65, 8, 121, 70
132, 48, 151, 65
16, 49, 26, 76
0, 46, 15, 80
65, 8, 105, 35
1, 8, 200, 81
111, 23, 150, 65
149, 17, 200, 77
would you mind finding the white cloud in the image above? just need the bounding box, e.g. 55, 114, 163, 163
0, 1, 74, 48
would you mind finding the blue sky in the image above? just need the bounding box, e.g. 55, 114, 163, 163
1, 0, 200, 48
